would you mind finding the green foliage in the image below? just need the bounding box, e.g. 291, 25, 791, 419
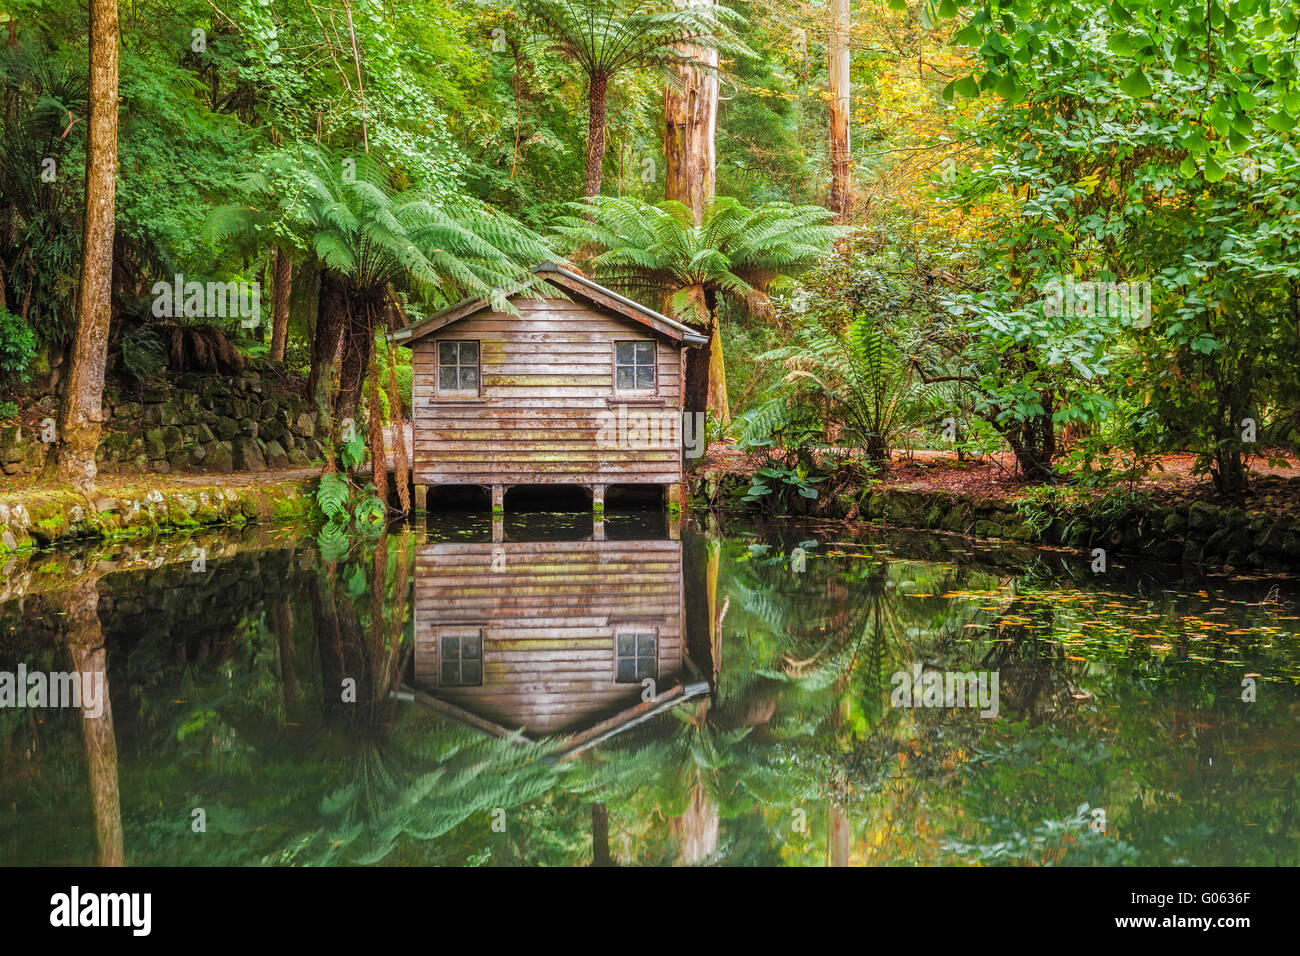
552, 194, 842, 322
0, 307, 37, 383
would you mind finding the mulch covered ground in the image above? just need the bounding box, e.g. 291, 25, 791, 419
696, 443, 1300, 514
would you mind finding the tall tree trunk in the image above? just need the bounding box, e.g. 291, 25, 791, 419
828, 0, 852, 223
664, 0, 718, 221
309, 271, 349, 446
705, 307, 729, 425
664, 18, 725, 423
50, 0, 119, 489
584, 72, 610, 197
270, 248, 292, 361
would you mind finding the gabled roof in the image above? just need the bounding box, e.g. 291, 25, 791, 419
388, 261, 708, 347
400, 673, 711, 761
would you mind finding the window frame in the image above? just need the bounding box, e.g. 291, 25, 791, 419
434, 339, 482, 398
614, 627, 658, 684
437, 627, 484, 687
612, 339, 658, 396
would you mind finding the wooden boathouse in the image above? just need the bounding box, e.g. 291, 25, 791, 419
405, 534, 709, 759
390, 262, 707, 512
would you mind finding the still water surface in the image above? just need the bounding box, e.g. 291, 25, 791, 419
2, 510, 1297, 865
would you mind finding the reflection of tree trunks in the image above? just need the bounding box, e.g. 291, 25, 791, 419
591, 802, 613, 867
671, 773, 719, 865
828, 801, 850, 867
62, 576, 124, 866
706, 538, 722, 676
273, 598, 297, 708
683, 530, 715, 681
313, 566, 346, 720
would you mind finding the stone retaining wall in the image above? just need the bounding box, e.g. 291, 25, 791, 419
0, 360, 322, 478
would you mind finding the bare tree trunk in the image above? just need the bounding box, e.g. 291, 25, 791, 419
664, 0, 718, 221
664, 18, 725, 423
584, 72, 610, 197
51, 0, 119, 489
828, 0, 852, 223
270, 248, 292, 362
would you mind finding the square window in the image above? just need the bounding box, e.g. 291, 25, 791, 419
615, 630, 657, 684
439, 629, 483, 686
436, 339, 480, 396
615, 340, 656, 393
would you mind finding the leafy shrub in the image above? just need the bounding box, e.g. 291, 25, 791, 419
0, 308, 37, 383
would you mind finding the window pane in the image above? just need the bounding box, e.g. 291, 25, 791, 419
616, 342, 635, 364
616, 366, 635, 390
441, 662, 460, 685
459, 366, 479, 390
636, 658, 656, 681
636, 367, 656, 390
637, 633, 656, 655
460, 661, 481, 685
634, 342, 654, 365
438, 341, 457, 365
439, 366, 458, 390
462, 635, 481, 660
441, 636, 460, 660
616, 633, 636, 656
459, 341, 479, 364
616, 658, 638, 683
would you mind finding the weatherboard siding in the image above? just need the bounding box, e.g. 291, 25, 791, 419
411, 297, 686, 488
412, 539, 685, 734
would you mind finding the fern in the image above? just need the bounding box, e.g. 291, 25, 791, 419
316, 472, 350, 521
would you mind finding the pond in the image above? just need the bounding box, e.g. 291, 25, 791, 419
1, 511, 1297, 866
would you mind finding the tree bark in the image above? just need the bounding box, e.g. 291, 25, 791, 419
664, 0, 718, 221
309, 270, 349, 441
51, 0, 119, 489
828, 0, 852, 223
664, 14, 725, 423
584, 72, 610, 197
269, 247, 292, 362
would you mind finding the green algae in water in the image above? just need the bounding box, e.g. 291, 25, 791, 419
1, 516, 1297, 866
